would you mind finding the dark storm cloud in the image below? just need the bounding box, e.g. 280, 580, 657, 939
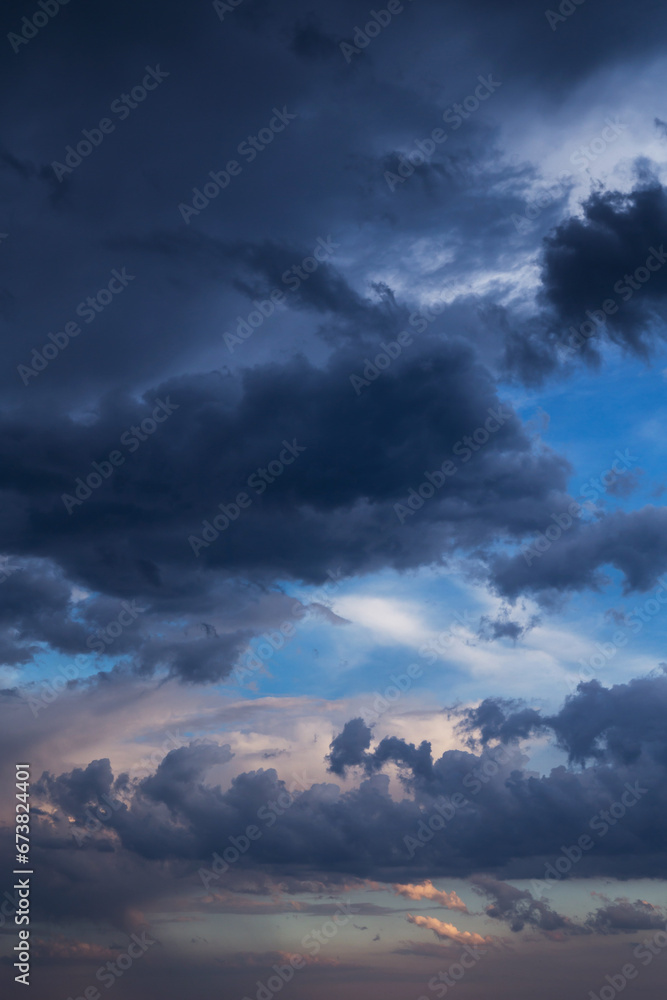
458, 674, 667, 768
0, 0, 664, 672
490, 505, 667, 601
289, 16, 341, 61
29, 675, 667, 886
4, 0, 667, 992
479, 618, 525, 642
501, 174, 667, 383
456, 698, 544, 748
470, 879, 666, 937
0, 0, 577, 698
327, 717, 373, 776
135, 631, 255, 684
437, 0, 667, 95
585, 896, 667, 934
541, 182, 667, 358
327, 721, 434, 782
0, 554, 258, 683
546, 675, 667, 766
141, 742, 233, 810
34, 758, 115, 819
470, 875, 581, 934
0, 2, 664, 817
1, 0, 664, 407
0, 341, 576, 680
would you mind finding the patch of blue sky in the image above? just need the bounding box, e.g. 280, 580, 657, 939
511, 344, 667, 509
8, 645, 121, 690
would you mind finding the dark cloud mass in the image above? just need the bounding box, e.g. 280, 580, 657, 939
0, 0, 665, 684
542, 183, 667, 357
25, 675, 667, 894
0, 344, 577, 680
2, 0, 667, 994
491, 506, 667, 602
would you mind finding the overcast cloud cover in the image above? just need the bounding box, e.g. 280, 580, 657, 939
2, 1, 667, 998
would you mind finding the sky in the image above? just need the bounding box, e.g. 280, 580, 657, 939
2, 0, 667, 998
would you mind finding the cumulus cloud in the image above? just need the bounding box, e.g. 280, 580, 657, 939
20, 674, 667, 893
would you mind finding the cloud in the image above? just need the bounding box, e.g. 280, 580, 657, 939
458, 673, 667, 766
456, 698, 545, 747
471, 876, 587, 935
327, 717, 373, 776
490, 506, 667, 602
0, 342, 578, 681
586, 896, 667, 933
541, 182, 667, 359
394, 881, 468, 912
22, 673, 667, 891
4, 2, 667, 985
406, 913, 490, 946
